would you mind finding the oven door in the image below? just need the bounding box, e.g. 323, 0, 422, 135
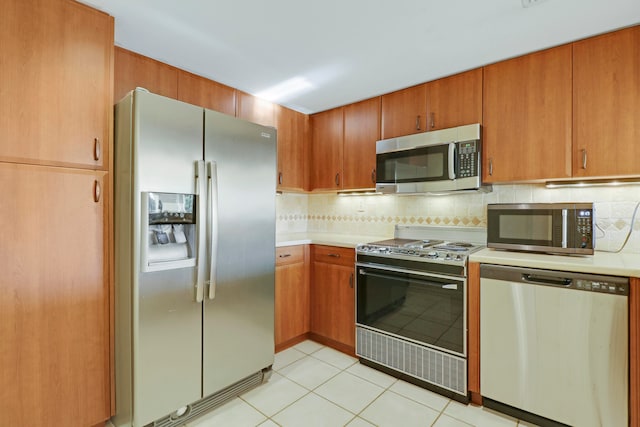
376, 143, 454, 185
356, 264, 466, 357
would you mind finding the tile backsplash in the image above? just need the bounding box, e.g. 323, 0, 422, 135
276, 184, 640, 254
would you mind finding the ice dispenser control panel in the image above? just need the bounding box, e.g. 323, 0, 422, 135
142, 192, 197, 271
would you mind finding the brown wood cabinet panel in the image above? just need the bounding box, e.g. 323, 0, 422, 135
381, 84, 427, 139
310, 108, 344, 191
0, 0, 112, 170
483, 45, 572, 182
343, 97, 381, 190
178, 71, 236, 115
312, 245, 355, 267
573, 26, 640, 179
114, 47, 178, 102
0, 163, 109, 426
467, 262, 481, 399
275, 246, 310, 349
236, 91, 276, 127
426, 68, 483, 130
310, 246, 355, 352
276, 105, 308, 192
631, 277, 640, 427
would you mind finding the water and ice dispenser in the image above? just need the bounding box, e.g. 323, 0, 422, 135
141, 192, 197, 271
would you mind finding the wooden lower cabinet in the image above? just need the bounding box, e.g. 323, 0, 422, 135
275, 246, 310, 351
0, 163, 109, 426
310, 245, 355, 354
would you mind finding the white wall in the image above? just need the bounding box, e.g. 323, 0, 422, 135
276, 184, 640, 253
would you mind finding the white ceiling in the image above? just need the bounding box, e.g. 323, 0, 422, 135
80, 0, 639, 114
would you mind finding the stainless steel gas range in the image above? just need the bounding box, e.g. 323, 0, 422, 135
355, 226, 486, 402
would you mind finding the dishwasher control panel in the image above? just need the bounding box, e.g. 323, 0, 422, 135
575, 279, 628, 295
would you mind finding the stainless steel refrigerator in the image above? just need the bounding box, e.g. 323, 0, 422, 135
113, 89, 276, 427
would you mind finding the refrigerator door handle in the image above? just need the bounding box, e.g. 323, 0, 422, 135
207, 161, 219, 300
195, 160, 207, 302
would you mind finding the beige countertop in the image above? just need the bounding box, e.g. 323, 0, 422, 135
276, 232, 391, 249
471, 248, 640, 277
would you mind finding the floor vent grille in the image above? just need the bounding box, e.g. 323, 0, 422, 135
152, 368, 270, 427
356, 327, 466, 395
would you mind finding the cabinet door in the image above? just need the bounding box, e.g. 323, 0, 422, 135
276, 105, 308, 192
573, 26, 640, 178
343, 97, 381, 190
114, 47, 178, 102
0, 163, 109, 426
381, 84, 427, 139
426, 68, 483, 131
310, 108, 344, 191
178, 71, 236, 116
236, 91, 276, 127
483, 45, 572, 182
275, 246, 309, 348
0, 0, 112, 170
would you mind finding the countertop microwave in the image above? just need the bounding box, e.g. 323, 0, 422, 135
375, 123, 490, 194
487, 203, 595, 255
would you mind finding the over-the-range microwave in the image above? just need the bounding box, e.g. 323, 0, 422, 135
375, 123, 490, 194
487, 203, 595, 255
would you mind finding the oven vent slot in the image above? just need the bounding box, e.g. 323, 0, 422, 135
356, 327, 466, 396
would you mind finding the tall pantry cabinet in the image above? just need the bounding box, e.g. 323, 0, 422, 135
0, 1, 113, 426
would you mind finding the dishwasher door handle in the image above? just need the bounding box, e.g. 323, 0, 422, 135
522, 273, 572, 287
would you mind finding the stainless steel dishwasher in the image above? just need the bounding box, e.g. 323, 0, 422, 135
480, 264, 628, 427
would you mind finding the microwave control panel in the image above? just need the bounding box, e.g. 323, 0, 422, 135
456, 141, 479, 178
575, 209, 593, 249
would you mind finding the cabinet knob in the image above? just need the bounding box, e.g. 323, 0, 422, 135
93, 138, 101, 161
335, 172, 340, 186
278, 172, 283, 185
278, 253, 291, 258
328, 253, 341, 258
415, 115, 421, 131
430, 112, 435, 129
371, 168, 376, 184
488, 158, 494, 176
581, 149, 587, 170
349, 273, 354, 288
93, 180, 101, 203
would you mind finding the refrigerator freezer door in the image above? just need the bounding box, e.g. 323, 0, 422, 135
129, 91, 204, 425
202, 110, 276, 396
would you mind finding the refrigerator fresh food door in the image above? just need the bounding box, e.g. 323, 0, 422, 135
202, 109, 276, 396
131, 91, 204, 425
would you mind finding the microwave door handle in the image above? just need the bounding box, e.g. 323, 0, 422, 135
208, 161, 219, 300
195, 160, 206, 303
562, 209, 568, 248
448, 142, 456, 180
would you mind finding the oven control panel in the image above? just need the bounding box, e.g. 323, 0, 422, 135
356, 245, 472, 265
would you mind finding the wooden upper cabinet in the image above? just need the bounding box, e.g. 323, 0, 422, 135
573, 25, 640, 178
177, 71, 236, 115
236, 92, 276, 127
483, 45, 572, 183
0, 0, 113, 170
310, 108, 344, 191
114, 47, 178, 102
343, 97, 381, 190
426, 68, 483, 130
276, 105, 308, 192
381, 84, 427, 139
0, 163, 109, 426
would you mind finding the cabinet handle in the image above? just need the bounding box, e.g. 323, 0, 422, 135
581, 149, 587, 169
93, 180, 101, 203
488, 158, 493, 176
349, 273, 354, 288
371, 168, 376, 184
278, 253, 291, 258
278, 172, 283, 185
415, 115, 421, 131
93, 138, 100, 161
328, 253, 341, 258
430, 112, 435, 129
335, 172, 340, 186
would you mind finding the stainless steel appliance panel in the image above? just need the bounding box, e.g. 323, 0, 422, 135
202, 109, 276, 396
480, 264, 628, 427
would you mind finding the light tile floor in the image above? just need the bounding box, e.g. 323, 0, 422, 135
187, 340, 532, 427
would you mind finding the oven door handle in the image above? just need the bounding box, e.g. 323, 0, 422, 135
358, 268, 459, 290
356, 262, 464, 282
